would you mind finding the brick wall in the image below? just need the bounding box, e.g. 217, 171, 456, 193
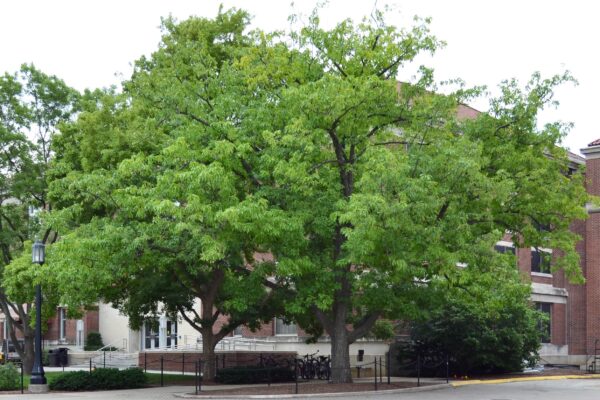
45, 313, 59, 341
552, 303, 567, 345
85, 310, 99, 336
567, 219, 587, 354
138, 351, 297, 373
585, 157, 600, 354
42, 308, 99, 345
241, 321, 274, 338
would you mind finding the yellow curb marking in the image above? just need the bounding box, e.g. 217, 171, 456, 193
451, 374, 600, 387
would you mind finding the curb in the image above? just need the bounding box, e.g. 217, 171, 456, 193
450, 374, 600, 387
173, 383, 452, 399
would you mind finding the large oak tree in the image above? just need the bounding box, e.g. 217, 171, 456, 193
237, 10, 587, 382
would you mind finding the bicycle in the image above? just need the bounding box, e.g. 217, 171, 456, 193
298, 351, 319, 380
316, 355, 331, 380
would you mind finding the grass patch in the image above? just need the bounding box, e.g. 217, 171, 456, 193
5, 371, 65, 391
8, 370, 196, 391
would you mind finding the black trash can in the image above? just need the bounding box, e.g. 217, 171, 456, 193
57, 348, 69, 366
48, 349, 59, 367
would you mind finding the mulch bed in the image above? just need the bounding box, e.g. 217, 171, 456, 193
192, 381, 431, 396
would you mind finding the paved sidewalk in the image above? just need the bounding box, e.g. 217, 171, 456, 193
0, 377, 445, 399
1, 374, 597, 399
0, 386, 190, 399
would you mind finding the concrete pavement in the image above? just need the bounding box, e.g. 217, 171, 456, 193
1, 376, 600, 399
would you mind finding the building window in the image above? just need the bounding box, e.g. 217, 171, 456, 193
535, 302, 552, 343
143, 319, 159, 350
534, 221, 551, 233
274, 318, 297, 335
531, 249, 551, 273
59, 308, 67, 342
165, 319, 177, 348
233, 326, 243, 336
494, 245, 515, 255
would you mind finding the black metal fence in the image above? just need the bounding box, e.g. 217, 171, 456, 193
86, 351, 450, 394
4, 354, 449, 396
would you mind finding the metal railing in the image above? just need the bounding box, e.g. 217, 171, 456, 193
69, 338, 137, 370
144, 336, 276, 352
96, 337, 128, 353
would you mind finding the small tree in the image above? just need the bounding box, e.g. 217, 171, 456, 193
84, 332, 104, 351
0, 64, 79, 373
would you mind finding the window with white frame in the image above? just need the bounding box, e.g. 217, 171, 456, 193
535, 302, 552, 343
494, 244, 515, 255
531, 249, 551, 274
59, 308, 67, 342
274, 318, 297, 335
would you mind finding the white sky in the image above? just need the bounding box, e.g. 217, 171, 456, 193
1, 0, 597, 154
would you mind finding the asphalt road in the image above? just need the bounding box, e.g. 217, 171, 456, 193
2, 379, 600, 400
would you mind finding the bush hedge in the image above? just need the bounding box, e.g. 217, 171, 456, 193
400, 258, 543, 376
215, 366, 295, 384
0, 364, 20, 390
49, 368, 147, 391
83, 332, 104, 351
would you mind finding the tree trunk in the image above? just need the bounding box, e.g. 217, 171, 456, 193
328, 268, 354, 383
8, 322, 35, 374
201, 328, 217, 382
21, 334, 34, 374
2, 304, 35, 374
330, 320, 352, 383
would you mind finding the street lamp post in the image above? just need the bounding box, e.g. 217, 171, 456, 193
30, 240, 47, 392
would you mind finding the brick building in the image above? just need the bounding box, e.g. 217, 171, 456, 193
490, 140, 600, 366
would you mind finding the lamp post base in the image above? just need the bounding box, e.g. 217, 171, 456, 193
29, 383, 49, 393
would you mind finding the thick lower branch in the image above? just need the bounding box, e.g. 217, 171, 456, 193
348, 312, 381, 344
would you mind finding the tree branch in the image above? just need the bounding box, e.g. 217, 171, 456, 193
0, 213, 25, 243
241, 158, 262, 187
436, 201, 450, 221
312, 306, 333, 335
176, 108, 211, 127
377, 55, 404, 78
177, 305, 203, 332
372, 140, 425, 146
309, 159, 338, 172
215, 323, 236, 343
348, 312, 381, 344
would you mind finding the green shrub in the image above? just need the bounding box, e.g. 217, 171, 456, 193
215, 366, 294, 384
0, 364, 20, 390
398, 258, 543, 376
49, 368, 147, 391
84, 332, 104, 351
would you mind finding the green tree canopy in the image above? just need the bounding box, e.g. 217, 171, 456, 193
44, 9, 299, 380
232, 9, 587, 382
0, 64, 79, 373
38, 7, 588, 384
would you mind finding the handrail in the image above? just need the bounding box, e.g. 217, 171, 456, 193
144, 336, 276, 352
95, 337, 128, 353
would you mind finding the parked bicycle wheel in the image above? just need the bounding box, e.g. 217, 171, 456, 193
317, 356, 331, 380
